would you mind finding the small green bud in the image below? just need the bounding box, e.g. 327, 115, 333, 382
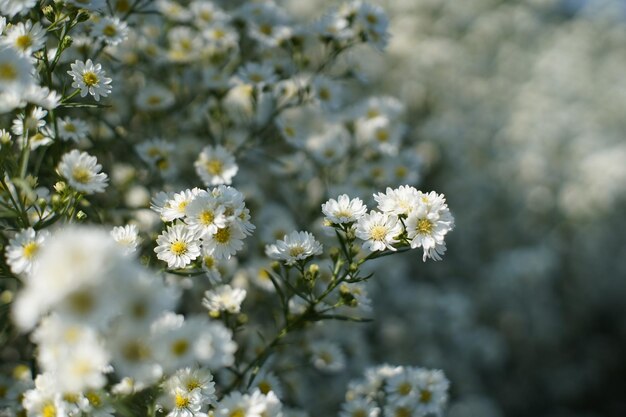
53, 181, 66, 193
60, 36, 73, 50
75, 210, 87, 220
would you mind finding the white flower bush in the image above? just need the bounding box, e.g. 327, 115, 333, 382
0, 1, 454, 417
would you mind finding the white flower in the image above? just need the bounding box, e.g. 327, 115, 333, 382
0, 0, 37, 17
265, 231, 323, 265
0, 48, 33, 97
322, 194, 368, 225
202, 285, 247, 314
111, 224, 141, 255
92, 16, 129, 46
215, 391, 265, 417
159, 188, 205, 222
11, 106, 47, 136
405, 192, 454, 261
5, 228, 49, 275
66, 0, 107, 10
310, 341, 346, 373
195, 145, 238, 186
339, 397, 380, 417
162, 367, 216, 404
155, 224, 201, 269
2, 20, 45, 56
184, 193, 227, 238
135, 84, 175, 111
355, 211, 403, 252
374, 185, 421, 217
201, 223, 246, 260
58, 117, 89, 142
237, 62, 277, 86
58, 149, 109, 194
67, 59, 113, 101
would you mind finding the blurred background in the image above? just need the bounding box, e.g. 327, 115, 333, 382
280, 0, 626, 416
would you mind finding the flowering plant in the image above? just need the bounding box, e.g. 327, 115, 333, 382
0, 1, 454, 417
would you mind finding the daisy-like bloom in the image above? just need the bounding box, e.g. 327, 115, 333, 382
252, 371, 283, 398
111, 224, 141, 255
0, 42, 35, 96
201, 223, 246, 260
195, 145, 238, 186
67, 59, 113, 101
202, 284, 247, 314
237, 62, 277, 86
2, 20, 45, 56
22, 84, 62, 110
405, 191, 454, 261
355, 211, 403, 252
159, 188, 205, 222
265, 231, 323, 266
11, 106, 47, 136
408, 368, 449, 416
58, 116, 89, 142
161, 386, 203, 417
162, 367, 216, 405
135, 84, 175, 111
5, 227, 49, 275
0, 0, 37, 17
92, 16, 129, 46
339, 397, 380, 417
310, 341, 346, 373
374, 185, 421, 217
214, 391, 265, 417
22, 373, 68, 417
184, 193, 226, 238
322, 194, 368, 225
57, 149, 109, 194
155, 224, 201, 269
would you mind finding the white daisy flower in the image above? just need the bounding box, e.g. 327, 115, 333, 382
355, 211, 403, 252
67, 59, 113, 101
0, 42, 35, 95
162, 367, 216, 404
374, 185, 421, 217
57, 149, 109, 194
411, 368, 450, 416
339, 397, 380, 417
201, 223, 246, 260
202, 284, 247, 314
111, 224, 141, 255
0, 0, 37, 17
237, 62, 277, 86
405, 192, 454, 261
135, 84, 175, 111
215, 391, 265, 417
11, 106, 47, 136
5, 227, 49, 275
322, 194, 368, 225
310, 341, 346, 373
160, 188, 205, 222
184, 193, 227, 238
58, 116, 89, 142
2, 20, 45, 56
92, 16, 129, 46
155, 224, 201, 269
195, 145, 238, 186
66, 0, 107, 10
265, 231, 323, 266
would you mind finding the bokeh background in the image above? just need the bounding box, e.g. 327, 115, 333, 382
280, 1, 626, 416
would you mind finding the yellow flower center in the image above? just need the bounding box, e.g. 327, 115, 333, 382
259, 24, 273, 35
86, 391, 102, 407
366, 13, 378, 24
72, 167, 92, 184
147, 95, 162, 105
170, 241, 187, 255
122, 340, 150, 362
352, 411, 367, 417
319, 88, 331, 101
15, 35, 33, 50
0, 385, 7, 398
186, 379, 202, 391
42, 403, 57, 417
229, 409, 245, 417
0, 63, 17, 80
214, 227, 230, 244
213, 29, 226, 40
258, 380, 271, 394
103, 25, 117, 37
115, 0, 131, 12
205, 159, 223, 175
65, 123, 77, 132
288, 246, 305, 257
22, 241, 39, 259
419, 389, 432, 403
171, 339, 189, 356
200, 210, 214, 225
203, 255, 215, 268
67, 290, 95, 315
397, 382, 412, 396
283, 126, 295, 137
370, 225, 387, 241
416, 219, 433, 234
395, 166, 408, 178
82, 71, 99, 87
175, 392, 190, 408
177, 200, 188, 211
394, 407, 411, 417
376, 129, 389, 142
